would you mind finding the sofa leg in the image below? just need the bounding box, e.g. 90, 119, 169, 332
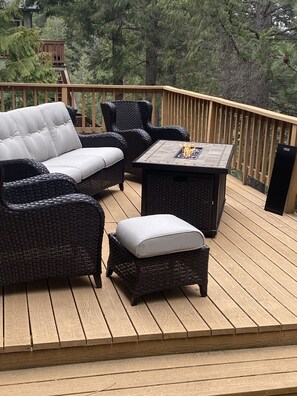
106, 267, 113, 277
199, 284, 207, 297
93, 274, 102, 288
119, 182, 124, 191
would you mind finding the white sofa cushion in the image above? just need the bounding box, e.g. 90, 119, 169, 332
43, 154, 105, 182
38, 102, 82, 155
42, 165, 82, 183
0, 113, 31, 159
60, 147, 124, 167
9, 106, 58, 161
116, 214, 205, 258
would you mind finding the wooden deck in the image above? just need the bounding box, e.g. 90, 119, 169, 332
0, 175, 297, 373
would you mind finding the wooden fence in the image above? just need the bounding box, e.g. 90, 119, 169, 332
0, 82, 296, 212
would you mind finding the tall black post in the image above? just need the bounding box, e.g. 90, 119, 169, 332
264, 144, 297, 215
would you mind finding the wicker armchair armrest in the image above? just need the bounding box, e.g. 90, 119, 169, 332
145, 124, 190, 143
114, 129, 152, 169
0, 159, 49, 182
7, 193, 102, 215
2, 194, 105, 279
3, 173, 78, 204
114, 128, 152, 148
5, 194, 105, 243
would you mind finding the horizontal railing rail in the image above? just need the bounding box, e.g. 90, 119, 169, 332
0, 82, 296, 212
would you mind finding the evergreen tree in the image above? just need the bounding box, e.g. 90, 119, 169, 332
30, 0, 297, 115
0, 0, 57, 82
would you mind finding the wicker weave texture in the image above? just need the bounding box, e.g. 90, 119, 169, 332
107, 233, 209, 304
3, 173, 78, 204
78, 160, 125, 196
143, 171, 214, 232
101, 100, 189, 175
0, 173, 104, 287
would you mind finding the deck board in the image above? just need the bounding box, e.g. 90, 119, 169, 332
110, 275, 163, 342
208, 253, 279, 331
226, 187, 297, 250
214, 240, 297, 330
0, 175, 297, 371
143, 293, 188, 340
94, 272, 138, 344
27, 280, 60, 350
69, 276, 112, 346
182, 284, 235, 335
4, 284, 31, 352
49, 278, 86, 348
163, 288, 211, 337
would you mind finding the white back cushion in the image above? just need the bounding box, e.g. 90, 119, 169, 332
0, 112, 31, 159
38, 102, 82, 155
9, 106, 57, 161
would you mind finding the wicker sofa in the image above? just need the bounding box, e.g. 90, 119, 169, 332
0, 102, 127, 196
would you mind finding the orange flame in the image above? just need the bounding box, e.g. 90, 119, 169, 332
182, 144, 195, 158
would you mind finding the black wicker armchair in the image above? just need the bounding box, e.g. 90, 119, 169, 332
101, 100, 190, 175
0, 168, 104, 287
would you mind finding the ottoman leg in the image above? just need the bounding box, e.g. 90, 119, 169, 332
106, 267, 113, 277
199, 284, 207, 297
130, 295, 138, 306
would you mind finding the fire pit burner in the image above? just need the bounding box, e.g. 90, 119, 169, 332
176, 146, 203, 160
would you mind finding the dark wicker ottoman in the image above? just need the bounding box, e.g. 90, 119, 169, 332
106, 215, 209, 306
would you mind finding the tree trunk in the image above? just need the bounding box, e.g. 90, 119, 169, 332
145, 1, 159, 85
111, 27, 124, 86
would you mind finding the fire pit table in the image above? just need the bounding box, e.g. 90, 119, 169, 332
133, 140, 235, 237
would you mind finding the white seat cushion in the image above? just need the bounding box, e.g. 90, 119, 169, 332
42, 165, 82, 183
61, 147, 124, 167
43, 154, 105, 181
116, 214, 205, 258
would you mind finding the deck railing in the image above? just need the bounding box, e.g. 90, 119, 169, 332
0, 82, 296, 213
41, 40, 65, 66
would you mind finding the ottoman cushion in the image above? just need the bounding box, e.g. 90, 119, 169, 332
116, 214, 205, 258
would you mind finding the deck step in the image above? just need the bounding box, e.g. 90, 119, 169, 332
1, 345, 297, 395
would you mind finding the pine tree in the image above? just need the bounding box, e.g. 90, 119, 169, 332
0, 0, 57, 82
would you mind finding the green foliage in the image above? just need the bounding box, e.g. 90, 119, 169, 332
39, 16, 67, 40
33, 0, 297, 115
0, 1, 58, 82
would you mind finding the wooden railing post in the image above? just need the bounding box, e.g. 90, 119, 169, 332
285, 124, 297, 213
206, 101, 215, 143
161, 90, 169, 126
61, 87, 68, 104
